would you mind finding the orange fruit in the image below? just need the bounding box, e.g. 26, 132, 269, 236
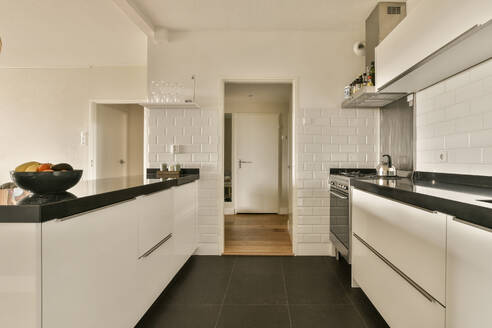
37, 163, 52, 172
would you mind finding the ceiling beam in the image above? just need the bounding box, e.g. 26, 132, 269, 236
112, 0, 156, 40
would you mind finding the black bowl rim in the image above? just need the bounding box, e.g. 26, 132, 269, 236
11, 170, 83, 175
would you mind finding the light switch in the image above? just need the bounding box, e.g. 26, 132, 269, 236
80, 131, 88, 145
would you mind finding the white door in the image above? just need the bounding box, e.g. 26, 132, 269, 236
95, 104, 128, 178
234, 113, 279, 213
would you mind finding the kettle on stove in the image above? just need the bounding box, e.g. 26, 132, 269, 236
376, 154, 397, 177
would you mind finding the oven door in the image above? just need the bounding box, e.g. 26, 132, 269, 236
329, 187, 350, 255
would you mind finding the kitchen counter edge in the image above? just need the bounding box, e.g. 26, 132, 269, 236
0, 174, 199, 223
352, 178, 492, 231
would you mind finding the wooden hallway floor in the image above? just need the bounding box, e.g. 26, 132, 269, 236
224, 214, 293, 255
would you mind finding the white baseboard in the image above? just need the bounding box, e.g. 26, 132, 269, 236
224, 207, 235, 215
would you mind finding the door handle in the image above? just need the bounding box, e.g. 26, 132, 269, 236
238, 160, 253, 168
119, 159, 126, 164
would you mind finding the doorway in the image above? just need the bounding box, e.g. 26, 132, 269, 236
91, 103, 144, 179
222, 82, 294, 255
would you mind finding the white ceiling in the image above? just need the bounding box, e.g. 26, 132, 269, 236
0, 0, 147, 67
131, 0, 382, 31
225, 83, 292, 103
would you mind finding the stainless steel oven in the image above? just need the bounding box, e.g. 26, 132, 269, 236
329, 176, 350, 261
329, 169, 377, 264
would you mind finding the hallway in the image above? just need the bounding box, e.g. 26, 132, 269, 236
224, 214, 293, 255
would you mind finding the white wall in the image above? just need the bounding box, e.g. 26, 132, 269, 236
0, 66, 146, 183
0, 1, 147, 183
0, 0, 146, 67
147, 30, 379, 255
416, 59, 492, 174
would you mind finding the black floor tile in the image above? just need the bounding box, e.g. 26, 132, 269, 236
346, 289, 389, 328
216, 305, 290, 328
282, 256, 333, 273
325, 257, 389, 327
290, 304, 366, 328
225, 257, 287, 304
161, 256, 235, 305
136, 255, 389, 328
135, 304, 220, 328
285, 271, 350, 305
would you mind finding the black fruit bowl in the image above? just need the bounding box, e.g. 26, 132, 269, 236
10, 170, 83, 194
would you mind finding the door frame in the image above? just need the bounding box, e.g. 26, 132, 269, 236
218, 78, 298, 255
88, 99, 146, 180
232, 112, 280, 214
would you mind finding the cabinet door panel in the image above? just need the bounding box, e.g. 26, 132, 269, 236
376, 0, 492, 89
174, 182, 197, 265
352, 236, 445, 328
136, 233, 179, 317
42, 200, 140, 328
137, 189, 173, 256
446, 217, 492, 327
352, 189, 446, 304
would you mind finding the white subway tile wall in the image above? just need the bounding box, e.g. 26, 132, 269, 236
147, 108, 221, 255
295, 106, 379, 255
146, 105, 379, 255
416, 59, 492, 175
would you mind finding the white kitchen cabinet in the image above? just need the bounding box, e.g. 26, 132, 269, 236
10, 180, 198, 328
352, 235, 445, 328
352, 189, 446, 304
42, 199, 141, 328
446, 216, 492, 328
375, 0, 492, 89
136, 228, 179, 318
173, 181, 198, 267
0, 223, 41, 328
137, 188, 173, 257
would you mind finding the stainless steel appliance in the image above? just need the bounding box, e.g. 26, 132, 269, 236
329, 169, 377, 263
376, 154, 397, 177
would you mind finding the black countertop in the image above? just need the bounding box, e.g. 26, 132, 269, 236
0, 170, 199, 223
351, 172, 492, 230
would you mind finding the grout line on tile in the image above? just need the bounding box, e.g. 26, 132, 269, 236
280, 259, 293, 328
325, 257, 371, 328
213, 256, 237, 328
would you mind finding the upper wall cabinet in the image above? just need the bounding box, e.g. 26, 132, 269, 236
375, 0, 492, 92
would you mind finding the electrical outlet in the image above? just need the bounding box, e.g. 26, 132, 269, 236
438, 150, 448, 163
170, 144, 180, 154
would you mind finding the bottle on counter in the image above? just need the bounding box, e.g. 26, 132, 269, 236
370, 61, 376, 85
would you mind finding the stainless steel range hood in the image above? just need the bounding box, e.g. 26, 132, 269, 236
342, 2, 407, 109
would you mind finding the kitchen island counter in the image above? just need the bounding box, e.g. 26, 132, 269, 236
0, 169, 199, 223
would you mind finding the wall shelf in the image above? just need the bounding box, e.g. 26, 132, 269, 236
378, 19, 492, 93
139, 102, 200, 110
341, 86, 406, 109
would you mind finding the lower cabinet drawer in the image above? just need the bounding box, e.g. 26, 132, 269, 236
136, 233, 180, 319
352, 189, 446, 304
352, 235, 445, 328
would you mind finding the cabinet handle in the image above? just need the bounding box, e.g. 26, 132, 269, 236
330, 190, 348, 199
139, 233, 172, 259
353, 233, 442, 306
452, 217, 492, 234
55, 198, 136, 222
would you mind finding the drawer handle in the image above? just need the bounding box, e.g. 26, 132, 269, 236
330, 190, 348, 199
452, 217, 492, 234
139, 233, 172, 259
353, 233, 442, 306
